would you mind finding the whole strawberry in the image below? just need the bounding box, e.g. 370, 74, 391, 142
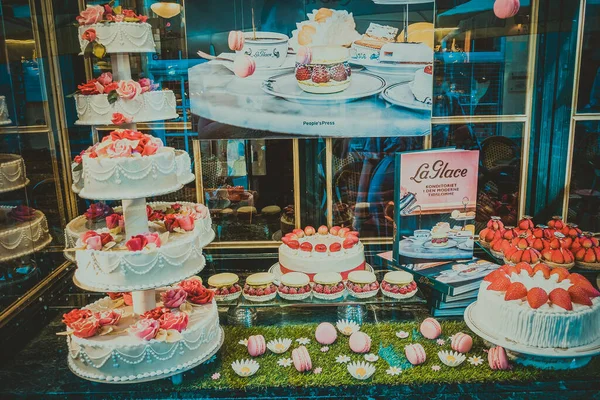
311, 65, 330, 84
330, 64, 347, 81
295, 65, 311, 81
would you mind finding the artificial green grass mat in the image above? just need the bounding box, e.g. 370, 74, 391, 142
179, 321, 600, 390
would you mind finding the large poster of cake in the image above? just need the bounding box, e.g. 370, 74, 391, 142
393, 149, 480, 264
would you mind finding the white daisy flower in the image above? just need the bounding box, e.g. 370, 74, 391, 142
468, 355, 484, 366
296, 337, 310, 345
396, 331, 409, 339
335, 355, 351, 364
431, 365, 441, 371
364, 353, 379, 362
238, 338, 248, 346
320, 346, 329, 352
313, 367, 322, 374
277, 357, 293, 367
386, 366, 402, 376
211, 372, 220, 380
437, 339, 446, 346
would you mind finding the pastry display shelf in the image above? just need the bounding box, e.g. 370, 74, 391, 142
189, 62, 431, 138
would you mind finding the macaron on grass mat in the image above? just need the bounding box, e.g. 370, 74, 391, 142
177, 321, 600, 390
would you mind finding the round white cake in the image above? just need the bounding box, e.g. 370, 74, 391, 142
410, 65, 433, 105
473, 266, 600, 348
66, 291, 222, 383
279, 226, 365, 280
0, 154, 29, 193
75, 91, 177, 125
0, 206, 52, 262
78, 22, 155, 54
72, 131, 194, 200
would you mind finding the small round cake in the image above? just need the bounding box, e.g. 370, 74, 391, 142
381, 270, 418, 299
0, 206, 52, 262
279, 225, 365, 280
208, 273, 242, 302
295, 46, 351, 94
410, 65, 433, 105
473, 264, 600, 348
278, 272, 311, 300
346, 271, 379, 299
243, 272, 277, 302
0, 154, 28, 193
313, 272, 345, 300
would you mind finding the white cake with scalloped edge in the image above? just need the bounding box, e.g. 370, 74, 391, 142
71, 131, 194, 200
279, 226, 365, 280
75, 91, 177, 125
0, 206, 52, 262
65, 285, 222, 383
473, 265, 600, 348
78, 22, 155, 54
0, 154, 28, 193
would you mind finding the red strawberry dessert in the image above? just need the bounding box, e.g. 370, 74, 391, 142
295, 46, 351, 94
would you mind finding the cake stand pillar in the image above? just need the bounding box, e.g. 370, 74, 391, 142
110, 53, 132, 81
122, 197, 156, 315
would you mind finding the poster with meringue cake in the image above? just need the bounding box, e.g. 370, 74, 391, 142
393, 149, 479, 264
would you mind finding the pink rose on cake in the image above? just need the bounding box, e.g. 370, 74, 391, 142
122, 292, 133, 306
105, 213, 124, 230
141, 307, 171, 320
164, 214, 195, 232
76, 5, 104, 25
129, 319, 160, 341
81, 230, 103, 250
122, 129, 144, 141
62, 308, 93, 328
158, 312, 189, 332
139, 78, 152, 93
161, 288, 188, 308
97, 72, 112, 86
81, 28, 96, 42
70, 317, 101, 338
106, 140, 133, 158
111, 112, 133, 125
141, 140, 159, 156
95, 309, 122, 326
116, 80, 142, 100
145, 232, 162, 247
126, 234, 148, 251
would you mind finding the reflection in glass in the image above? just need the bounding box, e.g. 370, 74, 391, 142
432, 123, 522, 232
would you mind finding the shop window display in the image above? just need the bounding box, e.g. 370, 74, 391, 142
0, 0, 599, 398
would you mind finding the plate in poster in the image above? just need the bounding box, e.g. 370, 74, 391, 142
349, 58, 424, 76
220, 53, 295, 79
381, 82, 432, 112
422, 239, 457, 249
261, 72, 386, 105
464, 302, 600, 369
457, 241, 474, 251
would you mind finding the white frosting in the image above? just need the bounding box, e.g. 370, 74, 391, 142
0, 96, 10, 125
78, 22, 155, 54
74, 230, 206, 291
279, 234, 365, 275
411, 68, 433, 105
75, 91, 177, 125
67, 297, 222, 382
0, 207, 52, 262
289, 9, 361, 51
379, 42, 433, 64
74, 149, 194, 200
474, 270, 600, 348
64, 201, 213, 262
0, 154, 28, 193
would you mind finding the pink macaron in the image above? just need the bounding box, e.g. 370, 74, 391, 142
247, 334, 266, 357
349, 331, 371, 354
228, 30, 245, 51
451, 332, 473, 354
420, 317, 442, 340
292, 345, 312, 372
488, 346, 510, 370
233, 55, 256, 78
315, 322, 338, 345
404, 343, 427, 365
493, 0, 520, 19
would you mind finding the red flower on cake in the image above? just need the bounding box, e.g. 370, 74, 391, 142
141, 306, 171, 320
179, 279, 214, 304
111, 112, 133, 125
103, 82, 119, 93
123, 292, 133, 306
81, 230, 103, 250
105, 213, 124, 229
62, 308, 93, 328
84, 202, 114, 221
97, 72, 112, 86
76, 5, 104, 25
158, 312, 189, 332
164, 214, 195, 232
70, 317, 101, 338
138, 15, 148, 23
122, 9, 137, 18
121, 129, 144, 141
126, 234, 148, 251
99, 232, 113, 246
81, 28, 97, 42
116, 80, 142, 100
147, 206, 165, 221
74, 155, 82, 164
161, 288, 188, 308
77, 79, 100, 95
94, 309, 122, 326
141, 140, 159, 156
8, 205, 36, 222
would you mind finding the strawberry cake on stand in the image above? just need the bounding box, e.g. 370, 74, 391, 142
62, 5, 222, 384
465, 262, 600, 369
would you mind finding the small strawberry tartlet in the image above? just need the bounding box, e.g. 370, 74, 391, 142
208, 272, 242, 302
243, 272, 277, 302
295, 45, 351, 94
312, 272, 346, 300
381, 270, 418, 299
278, 272, 311, 301
346, 271, 379, 299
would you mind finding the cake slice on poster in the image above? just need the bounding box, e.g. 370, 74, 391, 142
393, 148, 479, 264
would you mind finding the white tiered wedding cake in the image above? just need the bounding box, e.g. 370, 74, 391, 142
62, 4, 222, 383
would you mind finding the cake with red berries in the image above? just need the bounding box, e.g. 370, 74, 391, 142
279, 225, 365, 280
312, 272, 346, 300
381, 270, 418, 299
208, 273, 242, 302
295, 45, 351, 94
346, 271, 379, 299
478, 216, 505, 248
473, 263, 600, 348
242, 272, 277, 302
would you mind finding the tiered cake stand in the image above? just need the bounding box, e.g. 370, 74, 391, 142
66, 23, 221, 384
